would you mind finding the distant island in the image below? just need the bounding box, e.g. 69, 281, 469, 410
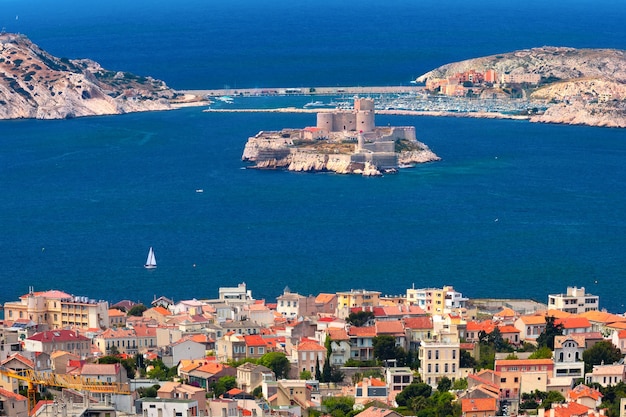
241, 98, 440, 176
0, 33, 204, 119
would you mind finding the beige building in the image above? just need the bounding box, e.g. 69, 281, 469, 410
418, 339, 460, 387
548, 286, 599, 314
3, 289, 109, 330
336, 289, 381, 318
0, 387, 28, 417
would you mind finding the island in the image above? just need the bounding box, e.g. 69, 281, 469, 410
241, 98, 440, 176
0, 33, 205, 119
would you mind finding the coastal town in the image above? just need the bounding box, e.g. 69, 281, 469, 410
2, 284, 626, 417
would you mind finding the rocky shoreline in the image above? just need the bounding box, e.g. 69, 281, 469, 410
0, 33, 207, 120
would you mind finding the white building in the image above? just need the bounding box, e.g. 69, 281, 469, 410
142, 398, 200, 417
548, 287, 599, 314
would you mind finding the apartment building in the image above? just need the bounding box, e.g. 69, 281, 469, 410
548, 287, 599, 314
3, 289, 108, 330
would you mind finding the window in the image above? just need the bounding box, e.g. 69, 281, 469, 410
444, 364, 448, 372
428, 364, 431, 372
452, 350, 456, 359
428, 350, 432, 359
435, 364, 439, 373
250, 347, 254, 354
435, 350, 439, 359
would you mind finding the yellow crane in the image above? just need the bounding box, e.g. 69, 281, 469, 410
0, 365, 131, 412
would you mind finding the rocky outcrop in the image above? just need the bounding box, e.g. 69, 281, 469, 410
416, 47, 626, 84
530, 78, 626, 127
0, 33, 179, 119
243, 133, 439, 176
416, 46, 626, 128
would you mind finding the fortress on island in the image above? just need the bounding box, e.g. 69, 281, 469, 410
242, 98, 440, 175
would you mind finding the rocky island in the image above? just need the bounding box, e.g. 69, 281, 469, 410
416, 46, 626, 128
242, 98, 440, 176
0, 33, 200, 119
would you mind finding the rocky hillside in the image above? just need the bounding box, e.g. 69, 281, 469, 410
416, 47, 626, 127
416, 47, 626, 83
0, 33, 179, 119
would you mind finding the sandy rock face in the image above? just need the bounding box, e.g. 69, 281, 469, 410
0, 33, 177, 120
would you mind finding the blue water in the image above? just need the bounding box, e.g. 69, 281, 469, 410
1, 0, 626, 312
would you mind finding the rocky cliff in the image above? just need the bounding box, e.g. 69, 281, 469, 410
0, 33, 179, 119
242, 131, 440, 176
416, 46, 626, 127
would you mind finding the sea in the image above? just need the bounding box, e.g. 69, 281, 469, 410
1, 0, 626, 313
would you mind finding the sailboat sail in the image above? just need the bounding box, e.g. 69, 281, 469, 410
145, 247, 157, 269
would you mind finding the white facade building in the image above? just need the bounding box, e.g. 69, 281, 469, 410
548, 287, 599, 314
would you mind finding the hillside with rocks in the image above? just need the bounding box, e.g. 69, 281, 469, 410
416, 46, 626, 127
0, 33, 181, 119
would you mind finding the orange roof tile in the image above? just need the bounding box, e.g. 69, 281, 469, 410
498, 325, 520, 334
494, 307, 517, 317
556, 316, 591, 329
328, 328, 349, 341
402, 317, 433, 329
375, 321, 404, 335
461, 398, 497, 413
0, 386, 28, 401
568, 384, 603, 401
315, 293, 336, 304
551, 402, 590, 417
349, 326, 376, 337
244, 334, 267, 347
297, 340, 326, 351
467, 321, 496, 332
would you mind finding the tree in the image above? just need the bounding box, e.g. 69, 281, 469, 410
128, 304, 147, 317
583, 340, 623, 373
330, 367, 345, 383
252, 385, 263, 398
321, 396, 354, 417
437, 376, 452, 393
300, 370, 312, 380
315, 357, 322, 381
529, 346, 553, 359
346, 311, 374, 327
536, 316, 563, 350
373, 335, 397, 362
211, 375, 237, 397
540, 391, 565, 409
322, 359, 332, 382
459, 350, 477, 369
395, 381, 432, 407
452, 378, 468, 390
259, 352, 290, 379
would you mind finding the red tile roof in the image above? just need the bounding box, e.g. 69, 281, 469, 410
349, 326, 376, 337
244, 334, 267, 347
461, 398, 497, 413
0, 386, 28, 401
28, 330, 89, 343
375, 321, 404, 335
402, 317, 433, 329
551, 402, 591, 417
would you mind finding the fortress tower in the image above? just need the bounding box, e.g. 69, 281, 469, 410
316, 98, 376, 133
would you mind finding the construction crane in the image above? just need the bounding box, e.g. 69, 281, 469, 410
0, 365, 131, 412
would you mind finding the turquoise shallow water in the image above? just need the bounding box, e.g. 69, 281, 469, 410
1, 0, 626, 311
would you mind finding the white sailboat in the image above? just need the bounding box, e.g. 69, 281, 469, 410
144, 247, 157, 269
